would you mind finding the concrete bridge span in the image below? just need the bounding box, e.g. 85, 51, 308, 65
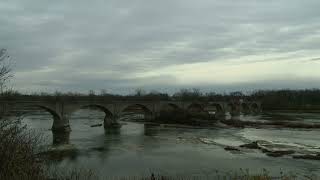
0, 97, 261, 132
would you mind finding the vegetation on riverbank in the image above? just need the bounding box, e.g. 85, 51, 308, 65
48, 170, 316, 180
0, 118, 47, 179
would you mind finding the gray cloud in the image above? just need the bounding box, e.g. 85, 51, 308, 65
1, 0, 320, 93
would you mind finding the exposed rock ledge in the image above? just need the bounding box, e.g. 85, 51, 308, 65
238, 141, 320, 160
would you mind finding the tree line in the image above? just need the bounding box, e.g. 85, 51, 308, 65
2, 87, 320, 109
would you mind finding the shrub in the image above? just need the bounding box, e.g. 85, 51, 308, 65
0, 118, 46, 180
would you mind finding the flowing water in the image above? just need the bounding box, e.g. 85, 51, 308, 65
21, 110, 320, 178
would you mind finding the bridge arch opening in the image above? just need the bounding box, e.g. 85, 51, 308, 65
120, 104, 153, 122
80, 105, 113, 117
160, 103, 181, 113
250, 103, 260, 113
205, 103, 224, 119
9, 105, 61, 145
227, 103, 241, 120
187, 103, 204, 113
206, 103, 223, 114
158, 103, 183, 122
187, 103, 210, 120
69, 104, 113, 131
13, 105, 60, 124
10, 104, 60, 121
227, 103, 237, 113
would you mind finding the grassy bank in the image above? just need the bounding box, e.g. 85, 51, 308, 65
40, 168, 320, 180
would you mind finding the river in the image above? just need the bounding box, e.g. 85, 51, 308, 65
21, 109, 320, 178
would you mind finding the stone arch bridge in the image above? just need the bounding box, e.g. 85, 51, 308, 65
0, 97, 261, 132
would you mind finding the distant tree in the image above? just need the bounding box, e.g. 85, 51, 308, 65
172, 88, 203, 101
0, 49, 13, 94
205, 92, 219, 101
230, 91, 244, 97
89, 90, 95, 96
100, 89, 108, 96
54, 90, 62, 97
148, 90, 160, 95
135, 88, 146, 96
1, 87, 20, 97
192, 88, 202, 97
40, 92, 50, 96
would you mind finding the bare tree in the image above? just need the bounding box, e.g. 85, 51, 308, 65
0, 49, 13, 94
135, 88, 146, 96
89, 89, 95, 96
0, 49, 48, 179
100, 89, 107, 96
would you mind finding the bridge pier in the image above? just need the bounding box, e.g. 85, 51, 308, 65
52, 130, 70, 145
230, 112, 241, 121
215, 111, 226, 120
242, 109, 251, 115
230, 103, 241, 121
104, 115, 121, 129
52, 115, 71, 132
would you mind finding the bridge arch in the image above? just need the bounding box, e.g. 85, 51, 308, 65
157, 103, 183, 122
160, 103, 181, 111
207, 103, 224, 113
186, 103, 211, 120
37, 105, 61, 120
14, 104, 60, 118
120, 104, 153, 121
120, 104, 152, 114
77, 104, 113, 117
16, 104, 62, 131
205, 103, 224, 118
250, 103, 260, 113
227, 103, 237, 112
68, 104, 114, 128
187, 103, 205, 113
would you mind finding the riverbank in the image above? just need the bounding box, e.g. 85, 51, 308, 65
221, 119, 320, 129
45, 169, 317, 180
223, 140, 320, 160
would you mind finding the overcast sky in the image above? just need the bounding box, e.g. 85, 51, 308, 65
1, 0, 320, 94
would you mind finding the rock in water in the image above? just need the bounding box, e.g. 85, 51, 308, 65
240, 141, 260, 149
293, 154, 320, 160
224, 146, 241, 151
91, 124, 102, 127
265, 150, 295, 157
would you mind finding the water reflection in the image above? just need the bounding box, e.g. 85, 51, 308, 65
92, 129, 122, 160
47, 132, 78, 162
104, 128, 121, 136
144, 124, 161, 136
50, 128, 122, 163
52, 131, 70, 145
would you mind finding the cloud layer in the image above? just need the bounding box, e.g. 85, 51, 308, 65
1, 0, 320, 94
